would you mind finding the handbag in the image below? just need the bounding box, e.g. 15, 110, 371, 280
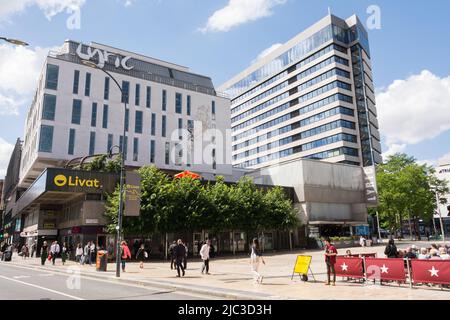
144, 251, 148, 258
47, 253, 52, 261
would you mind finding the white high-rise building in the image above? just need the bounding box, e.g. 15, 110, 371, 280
219, 14, 382, 170
19, 40, 232, 187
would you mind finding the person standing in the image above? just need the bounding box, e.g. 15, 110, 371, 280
384, 239, 398, 258
50, 241, 60, 265
250, 238, 265, 284
324, 237, 338, 286
200, 240, 211, 275
21, 244, 29, 259
40, 241, 48, 266
136, 244, 147, 269
61, 242, 68, 265
90, 242, 96, 265
120, 241, 131, 272
83, 242, 90, 265
169, 241, 177, 270
174, 239, 186, 277
75, 243, 83, 263
30, 241, 36, 258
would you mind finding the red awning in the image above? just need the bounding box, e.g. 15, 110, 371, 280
174, 170, 201, 180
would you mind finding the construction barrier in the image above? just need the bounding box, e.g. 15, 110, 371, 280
365, 258, 406, 282
410, 260, 450, 286
335, 257, 365, 279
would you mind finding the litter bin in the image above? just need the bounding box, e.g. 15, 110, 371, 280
96, 250, 108, 271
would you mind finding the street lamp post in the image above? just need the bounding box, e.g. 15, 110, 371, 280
82, 60, 127, 277
435, 191, 447, 245
0, 37, 29, 46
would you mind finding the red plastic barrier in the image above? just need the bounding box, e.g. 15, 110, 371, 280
335, 257, 364, 278
365, 258, 406, 282
410, 260, 450, 285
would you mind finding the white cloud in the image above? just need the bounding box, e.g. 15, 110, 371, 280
417, 159, 438, 167
251, 43, 282, 64
382, 143, 406, 160
438, 153, 450, 166
0, 44, 59, 116
0, 137, 14, 178
0, 0, 85, 23
200, 0, 286, 33
377, 70, 450, 156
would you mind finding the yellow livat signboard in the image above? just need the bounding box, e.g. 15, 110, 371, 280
291, 255, 315, 281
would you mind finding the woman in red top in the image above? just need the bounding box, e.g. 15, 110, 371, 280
324, 238, 338, 286
121, 241, 132, 272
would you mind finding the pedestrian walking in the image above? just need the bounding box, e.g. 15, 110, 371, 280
359, 236, 366, 247
120, 241, 131, 272
90, 242, 96, 265
324, 237, 337, 286
174, 239, 186, 277
50, 241, 60, 265
21, 244, 29, 259
83, 242, 90, 265
136, 244, 147, 269
61, 242, 68, 265
183, 242, 188, 269
30, 241, 36, 258
384, 239, 398, 258
250, 238, 265, 284
200, 239, 211, 274
75, 243, 83, 263
169, 241, 177, 270
40, 241, 48, 266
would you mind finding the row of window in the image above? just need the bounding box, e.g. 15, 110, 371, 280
231, 54, 349, 118
232, 92, 353, 142
231, 44, 347, 105
234, 118, 356, 159
234, 131, 356, 161
233, 106, 354, 151
232, 80, 352, 133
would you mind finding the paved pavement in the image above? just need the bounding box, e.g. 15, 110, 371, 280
0, 262, 216, 300
2, 240, 449, 300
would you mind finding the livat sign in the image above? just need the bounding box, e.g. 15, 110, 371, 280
76, 43, 133, 70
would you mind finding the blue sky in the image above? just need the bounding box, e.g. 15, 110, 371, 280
1, 0, 450, 176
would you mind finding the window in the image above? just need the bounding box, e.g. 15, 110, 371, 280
120, 136, 128, 160
162, 89, 167, 111
89, 132, 96, 155
165, 142, 170, 165
125, 109, 129, 132
175, 93, 182, 114
151, 113, 156, 136
146, 86, 151, 108
150, 140, 155, 163
212, 101, 216, 120
187, 95, 191, 116
135, 84, 140, 106
91, 103, 97, 127
85, 72, 91, 97
102, 105, 109, 129
45, 64, 59, 90
104, 77, 110, 100
133, 138, 139, 161
135, 110, 143, 133
42, 94, 56, 121
178, 118, 183, 140
162, 115, 166, 137
122, 81, 130, 104
73, 70, 80, 94
71, 99, 82, 124
68, 129, 76, 155
107, 134, 113, 153
39, 125, 54, 152
175, 143, 182, 166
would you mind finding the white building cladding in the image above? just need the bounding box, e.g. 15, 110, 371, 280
219, 14, 382, 170
436, 158, 450, 217
20, 40, 232, 187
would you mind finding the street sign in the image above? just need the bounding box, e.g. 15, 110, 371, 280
291, 255, 315, 281
124, 171, 141, 217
